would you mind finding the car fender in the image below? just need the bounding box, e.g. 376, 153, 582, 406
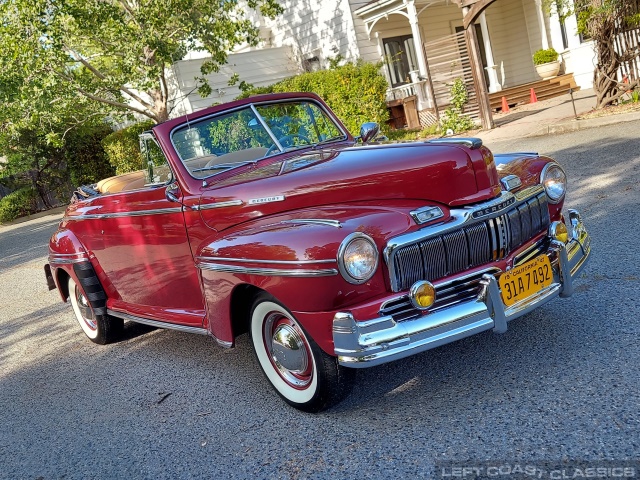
494, 153, 564, 217
48, 227, 115, 307
196, 204, 422, 346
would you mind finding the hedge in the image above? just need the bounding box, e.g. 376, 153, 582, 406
0, 187, 38, 223
65, 125, 116, 186
101, 120, 155, 175
240, 61, 390, 135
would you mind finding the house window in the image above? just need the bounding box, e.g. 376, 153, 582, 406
383, 35, 418, 87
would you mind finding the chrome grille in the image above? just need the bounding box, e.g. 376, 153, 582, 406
380, 269, 497, 322
390, 192, 550, 291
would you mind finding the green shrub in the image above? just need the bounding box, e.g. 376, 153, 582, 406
533, 48, 559, 65
101, 120, 154, 175
240, 61, 390, 135
440, 78, 477, 134
0, 187, 38, 223
65, 125, 115, 185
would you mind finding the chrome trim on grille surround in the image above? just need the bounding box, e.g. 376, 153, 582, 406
384, 187, 548, 292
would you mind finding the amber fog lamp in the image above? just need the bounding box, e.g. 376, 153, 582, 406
549, 221, 569, 243
409, 281, 436, 310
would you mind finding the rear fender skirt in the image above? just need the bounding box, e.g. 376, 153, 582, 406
72, 262, 108, 317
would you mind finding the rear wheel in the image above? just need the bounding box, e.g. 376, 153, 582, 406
249, 293, 354, 412
68, 277, 123, 345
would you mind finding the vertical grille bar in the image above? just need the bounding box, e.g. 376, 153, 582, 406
442, 230, 469, 273
518, 202, 532, 241
394, 244, 423, 289
528, 197, 542, 232
507, 208, 522, 249
464, 223, 491, 265
419, 237, 447, 281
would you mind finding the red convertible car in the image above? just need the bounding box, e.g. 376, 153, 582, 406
45, 92, 591, 412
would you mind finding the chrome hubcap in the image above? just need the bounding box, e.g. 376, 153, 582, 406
271, 324, 309, 373
263, 313, 312, 389
75, 286, 97, 330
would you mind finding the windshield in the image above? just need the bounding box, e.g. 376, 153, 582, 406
171, 100, 345, 179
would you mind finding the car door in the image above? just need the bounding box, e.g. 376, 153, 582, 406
90, 133, 205, 326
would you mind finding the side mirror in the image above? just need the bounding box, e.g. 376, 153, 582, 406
358, 122, 380, 144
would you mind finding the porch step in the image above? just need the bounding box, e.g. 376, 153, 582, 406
489, 74, 579, 111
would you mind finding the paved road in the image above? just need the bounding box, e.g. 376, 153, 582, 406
1, 122, 638, 479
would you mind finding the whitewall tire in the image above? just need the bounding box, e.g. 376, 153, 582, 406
249, 293, 354, 412
68, 276, 122, 345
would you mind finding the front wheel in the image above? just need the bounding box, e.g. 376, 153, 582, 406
68, 276, 123, 345
249, 293, 354, 412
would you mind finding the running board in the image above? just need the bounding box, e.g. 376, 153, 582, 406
107, 309, 209, 335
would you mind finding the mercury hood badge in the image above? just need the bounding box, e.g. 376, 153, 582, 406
249, 195, 285, 205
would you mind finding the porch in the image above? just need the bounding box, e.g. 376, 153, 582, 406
354, 0, 581, 130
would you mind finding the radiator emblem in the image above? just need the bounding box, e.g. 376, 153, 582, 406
472, 196, 516, 218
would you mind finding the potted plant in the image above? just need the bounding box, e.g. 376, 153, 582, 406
533, 48, 560, 79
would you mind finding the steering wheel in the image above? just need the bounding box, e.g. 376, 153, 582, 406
265, 133, 311, 156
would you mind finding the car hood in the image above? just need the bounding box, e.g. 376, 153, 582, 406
198, 142, 501, 231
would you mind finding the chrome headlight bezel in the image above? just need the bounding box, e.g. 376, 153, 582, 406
540, 162, 567, 204
337, 232, 379, 284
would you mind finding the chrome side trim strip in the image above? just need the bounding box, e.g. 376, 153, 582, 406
281, 219, 342, 228
196, 256, 336, 265
64, 207, 183, 220
196, 262, 338, 277
107, 309, 209, 335
195, 200, 243, 211
48, 252, 90, 264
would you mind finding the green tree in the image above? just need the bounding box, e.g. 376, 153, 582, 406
549, 0, 640, 108
0, 0, 282, 126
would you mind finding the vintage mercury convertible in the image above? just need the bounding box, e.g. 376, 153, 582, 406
45, 92, 591, 412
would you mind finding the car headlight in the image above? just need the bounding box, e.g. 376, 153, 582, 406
337, 232, 379, 284
540, 162, 567, 203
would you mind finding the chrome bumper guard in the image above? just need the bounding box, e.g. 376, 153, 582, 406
333, 209, 591, 368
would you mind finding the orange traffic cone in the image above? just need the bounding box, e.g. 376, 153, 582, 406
501, 96, 510, 113
623, 74, 629, 84
530, 88, 538, 103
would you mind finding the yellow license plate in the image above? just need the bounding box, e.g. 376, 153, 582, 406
499, 255, 553, 307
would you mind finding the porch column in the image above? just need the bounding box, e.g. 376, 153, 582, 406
479, 12, 501, 93
534, 0, 549, 49
404, 0, 428, 78
463, 6, 494, 130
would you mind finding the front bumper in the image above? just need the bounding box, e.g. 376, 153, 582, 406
333, 209, 591, 368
